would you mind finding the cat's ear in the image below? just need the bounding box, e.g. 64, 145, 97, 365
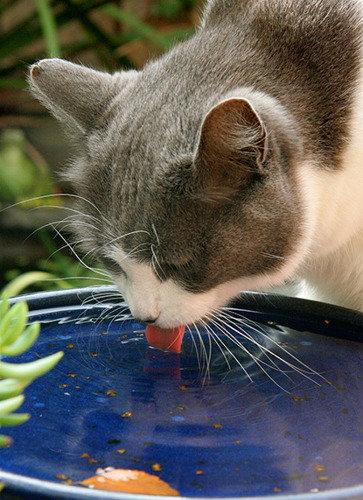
195, 97, 267, 201
29, 58, 137, 133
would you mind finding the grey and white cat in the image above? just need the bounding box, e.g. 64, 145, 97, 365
29, 0, 363, 327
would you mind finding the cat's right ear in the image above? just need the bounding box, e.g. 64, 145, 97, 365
29, 58, 137, 134
194, 97, 268, 202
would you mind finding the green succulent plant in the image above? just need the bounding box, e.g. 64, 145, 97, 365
0, 294, 63, 490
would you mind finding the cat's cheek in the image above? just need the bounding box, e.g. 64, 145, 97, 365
112, 275, 127, 301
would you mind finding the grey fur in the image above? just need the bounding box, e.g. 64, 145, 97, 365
29, 0, 362, 298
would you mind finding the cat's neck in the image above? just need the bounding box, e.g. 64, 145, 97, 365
300, 228, 363, 310
298, 65, 363, 310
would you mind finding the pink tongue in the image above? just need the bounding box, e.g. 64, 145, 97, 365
145, 324, 186, 353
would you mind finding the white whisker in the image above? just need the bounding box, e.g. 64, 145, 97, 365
222, 309, 326, 382
151, 245, 166, 281
104, 230, 151, 250
206, 317, 254, 382
260, 252, 287, 261
209, 315, 292, 391
50, 225, 111, 279
193, 321, 211, 382
200, 318, 231, 371
187, 324, 201, 372
151, 223, 160, 246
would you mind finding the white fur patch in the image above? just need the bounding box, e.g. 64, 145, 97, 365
298, 58, 363, 311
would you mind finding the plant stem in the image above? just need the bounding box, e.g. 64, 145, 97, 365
34, 0, 61, 58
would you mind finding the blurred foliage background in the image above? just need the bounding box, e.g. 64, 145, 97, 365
0, 0, 202, 296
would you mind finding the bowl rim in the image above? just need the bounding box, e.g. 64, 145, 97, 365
10, 286, 363, 342
10, 285, 363, 322
1, 470, 362, 500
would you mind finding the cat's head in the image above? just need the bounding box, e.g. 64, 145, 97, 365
29, 58, 312, 328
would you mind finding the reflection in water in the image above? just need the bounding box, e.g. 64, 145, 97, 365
144, 348, 181, 379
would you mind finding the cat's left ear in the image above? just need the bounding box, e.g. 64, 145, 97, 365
29, 58, 137, 134
194, 97, 268, 201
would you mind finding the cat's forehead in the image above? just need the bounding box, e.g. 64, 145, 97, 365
118, 195, 202, 248
103, 182, 217, 268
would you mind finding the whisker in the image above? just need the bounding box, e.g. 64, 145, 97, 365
103, 230, 151, 251
187, 324, 201, 372
50, 225, 111, 279
200, 320, 213, 375
200, 318, 231, 371
1, 194, 117, 244
97, 304, 130, 330
217, 310, 327, 389
46, 237, 95, 261
24, 216, 76, 242
192, 321, 209, 376
260, 252, 287, 261
117, 242, 150, 262
223, 309, 327, 382
151, 245, 166, 281
202, 305, 326, 391
205, 316, 254, 382
209, 315, 292, 391
0, 193, 103, 221
193, 321, 211, 382
215, 311, 294, 379
151, 223, 160, 247
81, 292, 120, 307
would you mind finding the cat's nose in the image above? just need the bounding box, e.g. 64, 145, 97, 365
144, 317, 157, 324
136, 315, 159, 325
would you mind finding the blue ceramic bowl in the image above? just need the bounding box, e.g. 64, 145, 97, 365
0, 287, 362, 500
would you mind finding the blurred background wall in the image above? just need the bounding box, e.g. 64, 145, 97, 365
0, 0, 203, 296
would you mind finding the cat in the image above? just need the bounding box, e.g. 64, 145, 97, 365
29, 0, 363, 329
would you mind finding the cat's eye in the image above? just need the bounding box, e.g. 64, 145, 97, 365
163, 255, 192, 269
100, 256, 126, 276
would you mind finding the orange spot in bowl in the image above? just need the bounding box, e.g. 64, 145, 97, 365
106, 390, 117, 397
79, 469, 180, 495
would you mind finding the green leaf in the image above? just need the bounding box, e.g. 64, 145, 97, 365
0, 379, 26, 400
0, 412, 30, 427
0, 351, 64, 381
0, 395, 24, 416
102, 4, 169, 49
0, 434, 12, 447
2, 271, 72, 298
0, 301, 28, 347
2, 322, 41, 357
152, 0, 185, 19
0, 294, 10, 320
35, 0, 61, 58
